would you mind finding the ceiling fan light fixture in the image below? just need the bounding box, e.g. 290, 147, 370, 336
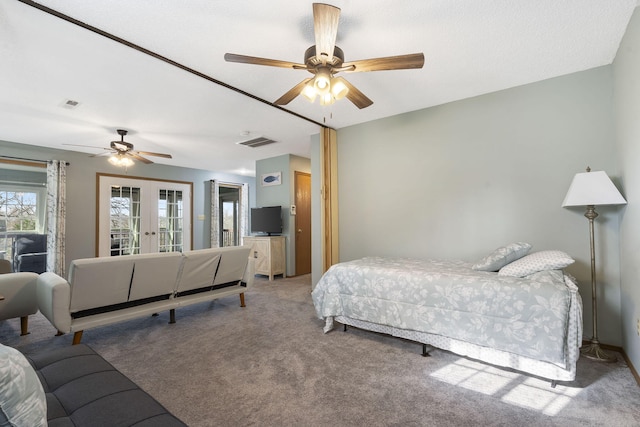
109, 154, 134, 167
314, 68, 331, 94
330, 77, 349, 100
301, 82, 317, 102
319, 92, 335, 106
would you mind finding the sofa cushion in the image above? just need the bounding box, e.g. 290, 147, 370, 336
175, 249, 222, 293
213, 246, 252, 286
26, 344, 186, 426
128, 252, 183, 300
0, 343, 47, 427
68, 258, 135, 313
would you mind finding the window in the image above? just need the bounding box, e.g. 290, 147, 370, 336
1, 189, 39, 231
0, 185, 46, 260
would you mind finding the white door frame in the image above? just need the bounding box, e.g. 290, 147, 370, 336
97, 173, 192, 256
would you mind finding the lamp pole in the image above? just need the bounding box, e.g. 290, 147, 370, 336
581, 204, 615, 362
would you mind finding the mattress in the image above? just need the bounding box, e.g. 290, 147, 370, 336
312, 256, 582, 380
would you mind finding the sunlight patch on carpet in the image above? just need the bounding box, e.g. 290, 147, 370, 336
501, 377, 580, 416
429, 358, 519, 395
430, 358, 581, 415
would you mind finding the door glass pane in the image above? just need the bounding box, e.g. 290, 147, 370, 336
222, 200, 237, 246
219, 186, 240, 247
158, 189, 183, 253
110, 186, 141, 256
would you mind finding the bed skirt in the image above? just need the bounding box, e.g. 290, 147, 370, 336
326, 306, 581, 382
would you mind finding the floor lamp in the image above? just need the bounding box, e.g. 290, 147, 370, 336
562, 167, 626, 362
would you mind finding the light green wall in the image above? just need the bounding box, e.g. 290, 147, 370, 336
613, 6, 640, 373
330, 66, 623, 345
255, 154, 311, 276
0, 139, 255, 272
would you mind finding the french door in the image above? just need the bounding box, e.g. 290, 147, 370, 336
97, 174, 192, 257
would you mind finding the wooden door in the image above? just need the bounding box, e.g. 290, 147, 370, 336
294, 172, 311, 275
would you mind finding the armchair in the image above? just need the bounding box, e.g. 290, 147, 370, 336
12, 234, 47, 274
0, 272, 39, 335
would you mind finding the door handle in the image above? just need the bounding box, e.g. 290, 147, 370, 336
298, 229, 302, 233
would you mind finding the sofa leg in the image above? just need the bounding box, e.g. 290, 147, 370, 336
239, 292, 246, 307
169, 309, 176, 324
20, 316, 30, 336
72, 331, 83, 345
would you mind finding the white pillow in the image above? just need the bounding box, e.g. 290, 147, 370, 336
471, 242, 532, 272
0, 344, 47, 427
498, 250, 575, 277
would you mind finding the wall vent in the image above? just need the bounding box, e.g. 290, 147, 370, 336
237, 136, 277, 148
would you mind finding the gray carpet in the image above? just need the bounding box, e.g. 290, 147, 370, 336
2, 274, 640, 426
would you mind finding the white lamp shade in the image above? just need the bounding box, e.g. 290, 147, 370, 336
109, 154, 134, 168
562, 170, 627, 207
301, 82, 317, 102
330, 77, 349, 100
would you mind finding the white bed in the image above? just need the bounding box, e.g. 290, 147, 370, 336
312, 247, 582, 384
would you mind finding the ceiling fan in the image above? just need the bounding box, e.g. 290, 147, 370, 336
224, 3, 424, 109
64, 129, 172, 166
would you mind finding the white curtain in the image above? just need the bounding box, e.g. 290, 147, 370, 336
239, 183, 248, 245
210, 180, 220, 247
46, 160, 67, 276
210, 180, 248, 247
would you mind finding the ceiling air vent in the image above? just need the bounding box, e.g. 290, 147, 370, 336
237, 136, 277, 148
61, 99, 81, 109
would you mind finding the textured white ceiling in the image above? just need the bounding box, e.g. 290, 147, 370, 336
1, 1, 637, 175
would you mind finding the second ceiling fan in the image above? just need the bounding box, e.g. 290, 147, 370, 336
224, 3, 424, 109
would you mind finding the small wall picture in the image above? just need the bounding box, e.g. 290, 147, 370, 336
261, 171, 282, 186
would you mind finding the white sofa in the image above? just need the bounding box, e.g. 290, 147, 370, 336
0, 272, 39, 335
36, 246, 254, 344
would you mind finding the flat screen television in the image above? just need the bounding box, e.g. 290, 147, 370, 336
250, 206, 282, 236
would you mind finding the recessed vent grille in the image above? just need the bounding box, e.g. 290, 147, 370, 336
61, 99, 81, 109
237, 137, 277, 148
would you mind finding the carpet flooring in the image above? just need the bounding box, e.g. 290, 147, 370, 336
2, 274, 640, 426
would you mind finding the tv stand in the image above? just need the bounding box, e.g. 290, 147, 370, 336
243, 236, 286, 281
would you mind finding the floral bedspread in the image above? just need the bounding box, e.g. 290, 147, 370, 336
312, 257, 577, 366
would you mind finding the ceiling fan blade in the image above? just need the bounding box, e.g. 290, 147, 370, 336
128, 152, 153, 164
89, 151, 115, 158
343, 53, 425, 72
313, 3, 340, 63
224, 53, 305, 69
340, 78, 374, 109
274, 78, 313, 105
63, 143, 109, 150
135, 150, 173, 159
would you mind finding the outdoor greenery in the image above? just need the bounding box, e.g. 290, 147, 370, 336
0, 190, 38, 232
